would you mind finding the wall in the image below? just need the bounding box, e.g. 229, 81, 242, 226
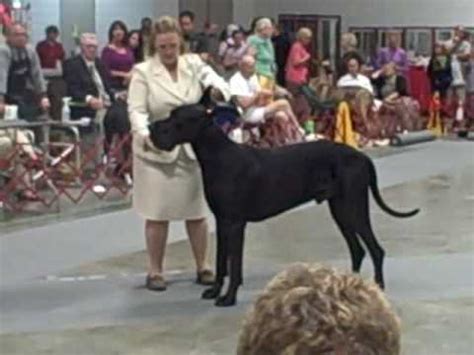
60, 0, 96, 56
233, 0, 474, 30
29, 0, 61, 46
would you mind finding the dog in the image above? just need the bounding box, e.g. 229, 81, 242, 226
149, 103, 419, 307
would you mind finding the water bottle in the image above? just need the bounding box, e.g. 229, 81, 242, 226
62, 97, 71, 121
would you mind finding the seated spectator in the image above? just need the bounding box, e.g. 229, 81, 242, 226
285, 27, 313, 124
63, 33, 129, 176
230, 55, 304, 147
128, 29, 142, 63
427, 42, 453, 100
63, 33, 114, 121
376, 31, 408, 79
36, 25, 65, 70
0, 23, 50, 121
336, 55, 386, 146
237, 263, 401, 355
101, 21, 135, 92
222, 29, 248, 79
373, 62, 422, 135
339, 32, 365, 77
218, 24, 240, 61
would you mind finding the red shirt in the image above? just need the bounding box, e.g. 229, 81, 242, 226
36, 40, 65, 69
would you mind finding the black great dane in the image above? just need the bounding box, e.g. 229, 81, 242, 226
149, 103, 419, 307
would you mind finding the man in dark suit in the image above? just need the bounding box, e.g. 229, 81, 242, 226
63, 32, 114, 121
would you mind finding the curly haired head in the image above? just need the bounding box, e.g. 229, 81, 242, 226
237, 263, 401, 355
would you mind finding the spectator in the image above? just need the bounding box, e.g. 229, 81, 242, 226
179, 10, 209, 58
337, 55, 385, 146
445, 26, 471, 127
427, 42, 452, 99
339, 32, 364, 77
285, 27, 312, 123
247, 18, 276, 90
222, 29, 248, 79
272, 23, 291, 87
0, 23, 50, 121
203, 21, 220, 62
140, 17, 152, 60
128, 29, 142, 63
376, 31, 408, 79
237, 263, 401, 355
218, 23, 240, 61
127, 16, 229, 291
101, 20, 135, 92
36, 25, 65, 70
337, 56, 374, 95
230, 55, 304, 147
373, 61, 421, 135
63, 33, 113, 121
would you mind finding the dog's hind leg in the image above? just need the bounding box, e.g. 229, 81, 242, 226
215, 220, 246, 307
329, 198, 366, 273
202, 218, 229, 300
353, 192, 386, 289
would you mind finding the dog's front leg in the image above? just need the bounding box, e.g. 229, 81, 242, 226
215, 221, 246, 307
202, 218, 228, 300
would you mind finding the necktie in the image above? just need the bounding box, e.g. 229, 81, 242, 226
89, 64, 110, 105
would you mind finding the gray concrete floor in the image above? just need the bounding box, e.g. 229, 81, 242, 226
0, 140, 474, 354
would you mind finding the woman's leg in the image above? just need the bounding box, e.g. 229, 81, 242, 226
145, 220, 169, 277
186, 218, 211, 272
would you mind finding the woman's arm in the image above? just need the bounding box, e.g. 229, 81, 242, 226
127, 66, 151, 140
189, 54, 231, 101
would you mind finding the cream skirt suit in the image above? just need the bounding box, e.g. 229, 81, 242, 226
128, 54, 229, 221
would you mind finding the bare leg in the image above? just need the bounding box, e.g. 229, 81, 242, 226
145, 220, 169, 277
186, 218, 211, 272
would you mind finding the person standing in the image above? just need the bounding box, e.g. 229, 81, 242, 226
376, 31, 408, 79
128, 16, 230, 291
0, 23, 50, 121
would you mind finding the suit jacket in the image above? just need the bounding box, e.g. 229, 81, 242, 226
63, 55, 114, 120
128, 53, 230, 164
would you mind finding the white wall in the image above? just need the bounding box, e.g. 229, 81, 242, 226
29, 0, 61, 46
233, 0, 474, 30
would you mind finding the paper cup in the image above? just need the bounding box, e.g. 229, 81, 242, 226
5, 105, 18, 120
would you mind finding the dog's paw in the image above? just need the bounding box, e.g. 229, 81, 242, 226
202, 286, 221, 300
215, 295, 236, 307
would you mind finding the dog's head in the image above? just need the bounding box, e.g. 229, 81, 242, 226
149, 104, 209, 151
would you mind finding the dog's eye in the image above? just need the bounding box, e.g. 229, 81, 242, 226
175, 123, 183, 131
162, 129, 169, 134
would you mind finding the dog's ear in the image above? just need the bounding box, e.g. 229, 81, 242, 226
199, 86, 214, 109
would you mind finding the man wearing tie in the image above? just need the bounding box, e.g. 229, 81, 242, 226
63, 33, 114, 121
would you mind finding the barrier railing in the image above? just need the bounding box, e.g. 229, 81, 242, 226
0, 133, 132, 215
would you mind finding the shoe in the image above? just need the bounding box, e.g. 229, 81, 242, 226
145, 274, 167, 291
196, 269, 215, 286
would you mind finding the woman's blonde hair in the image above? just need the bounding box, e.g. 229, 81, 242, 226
255, 17, 273, 33
341, 32, 358, 49
148, 16, 183, 56
296, 27, 313, 41
237, 263, 401, 355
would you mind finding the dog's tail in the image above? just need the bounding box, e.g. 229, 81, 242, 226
368, 160, 420, 218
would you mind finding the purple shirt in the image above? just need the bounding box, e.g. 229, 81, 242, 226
101, 46, 135, 90
376, 47, 408, 78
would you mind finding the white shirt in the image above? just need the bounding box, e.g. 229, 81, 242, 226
229, 71, 261, 97
337, 73, 374, 95
445, 39, 471, 86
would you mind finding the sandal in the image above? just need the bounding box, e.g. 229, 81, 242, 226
196, 269, 215, 286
